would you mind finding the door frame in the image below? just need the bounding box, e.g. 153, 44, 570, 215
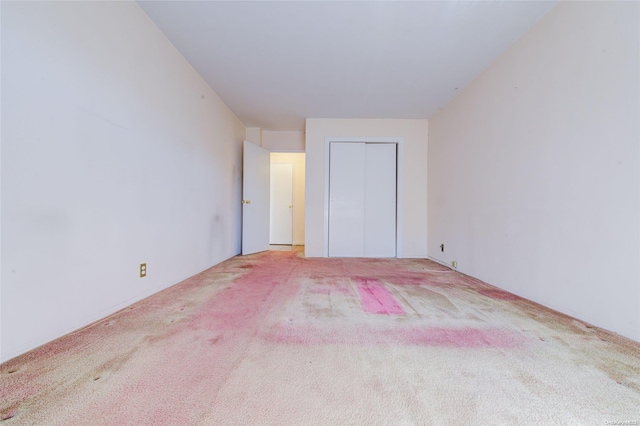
323, 136, 404, 258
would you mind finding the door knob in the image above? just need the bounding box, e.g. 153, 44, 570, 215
242, 200, 251, 204
289, 205, 292, 208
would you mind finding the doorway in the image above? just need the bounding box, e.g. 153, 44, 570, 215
270, 152, 305, 248
270, 163, 293, 244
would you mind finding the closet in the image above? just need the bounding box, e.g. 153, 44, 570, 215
328, 142, 397, 257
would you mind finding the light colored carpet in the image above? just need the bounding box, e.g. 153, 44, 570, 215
2, 251, 639, 425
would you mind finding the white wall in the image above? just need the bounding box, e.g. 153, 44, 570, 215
1, 1, 246, 361
245, 127, 262, 147
262, 130, 305, 152
305, 119, 428, 258
428, 2, 640, 341
245, 129, 305, 153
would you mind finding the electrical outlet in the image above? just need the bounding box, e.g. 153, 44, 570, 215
451, 261, 457, 268
140, 263, 147, 278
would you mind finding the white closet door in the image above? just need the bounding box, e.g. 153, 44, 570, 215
364, 143, 397, 257
329, 143, 366, 257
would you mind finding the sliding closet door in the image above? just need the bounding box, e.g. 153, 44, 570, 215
364, 143, 396, 257
328, 142, 396, 258
328, 143, 366, 257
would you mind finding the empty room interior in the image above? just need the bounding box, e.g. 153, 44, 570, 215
1, 1, 639, 424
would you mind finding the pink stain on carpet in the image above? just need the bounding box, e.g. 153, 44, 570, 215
0, 251, 304, 425
355, 278, 405, 315
271, 324, 525, 348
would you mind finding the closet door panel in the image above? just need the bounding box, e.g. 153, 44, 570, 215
328, 143, 366, 257
364, 143, 397, 257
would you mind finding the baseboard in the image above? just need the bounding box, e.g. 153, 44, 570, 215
293, 241, 305, 246
427, 256, 455, 269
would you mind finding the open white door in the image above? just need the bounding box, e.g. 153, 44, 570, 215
242, 140, 270, 255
